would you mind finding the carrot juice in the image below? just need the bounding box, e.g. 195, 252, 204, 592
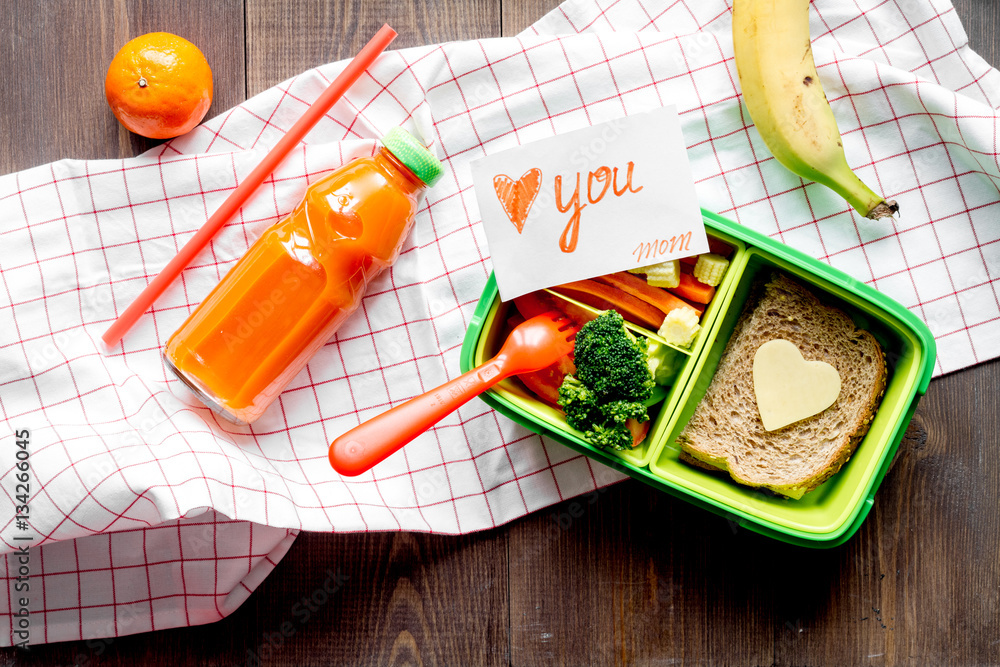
164, 127, 443, 424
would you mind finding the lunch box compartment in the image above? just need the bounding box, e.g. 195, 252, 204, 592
471, 226, 747, 468
647, 245, 932, 538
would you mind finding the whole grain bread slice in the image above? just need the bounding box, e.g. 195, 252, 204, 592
676, 273, 886, 499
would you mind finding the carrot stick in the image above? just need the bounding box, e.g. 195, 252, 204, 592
594, 272, 703, 316
549, 279, 667, 329
669, 272, 715, 305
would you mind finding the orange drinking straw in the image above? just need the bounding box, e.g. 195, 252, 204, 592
102, 24, 398, 347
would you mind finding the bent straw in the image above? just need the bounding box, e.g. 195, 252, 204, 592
102, 24, 398, 347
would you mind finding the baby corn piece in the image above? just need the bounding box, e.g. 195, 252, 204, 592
629, 259, 681, 288
658, 307, 701, 348
693, 253, 728, 287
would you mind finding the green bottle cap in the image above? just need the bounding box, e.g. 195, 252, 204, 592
380, 127, 444, 187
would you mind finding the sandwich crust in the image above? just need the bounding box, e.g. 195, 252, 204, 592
676, 273, 887, 499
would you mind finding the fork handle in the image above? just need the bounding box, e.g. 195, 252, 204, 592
328, 357, 509, 476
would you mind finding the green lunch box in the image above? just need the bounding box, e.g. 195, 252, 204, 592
459, 209, 936, 548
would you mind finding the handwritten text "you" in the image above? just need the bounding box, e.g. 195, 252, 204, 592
555, 162, 642, 253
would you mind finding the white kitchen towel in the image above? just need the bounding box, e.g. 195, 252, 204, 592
3, 0, 999, 645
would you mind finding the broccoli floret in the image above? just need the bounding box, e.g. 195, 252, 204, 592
572, 311, 654, 402
598, 399, 649, 426
587, 423, 636, 451
557, 311, 654, 450
558, 375, 601, 430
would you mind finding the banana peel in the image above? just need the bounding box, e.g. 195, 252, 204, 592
732, 0, 898, 220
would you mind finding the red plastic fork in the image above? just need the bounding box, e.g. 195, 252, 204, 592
329, 311, 577, 476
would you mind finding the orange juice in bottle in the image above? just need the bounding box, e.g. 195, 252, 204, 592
164, 127, 443, 424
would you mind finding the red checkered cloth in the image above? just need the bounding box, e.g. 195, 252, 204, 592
3, 0, 998, 646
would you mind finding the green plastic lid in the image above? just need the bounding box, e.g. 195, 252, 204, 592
381, 127, 444, 187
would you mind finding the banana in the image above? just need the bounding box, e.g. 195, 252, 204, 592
732, 0, 898, 220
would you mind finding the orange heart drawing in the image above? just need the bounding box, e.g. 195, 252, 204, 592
493, 168, 542, 234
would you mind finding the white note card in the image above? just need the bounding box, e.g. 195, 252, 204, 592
471, 105, 708, 301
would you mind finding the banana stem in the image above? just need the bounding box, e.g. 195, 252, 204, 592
820, 168, 898, 221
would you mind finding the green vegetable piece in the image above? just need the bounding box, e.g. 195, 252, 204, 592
557, 311, 655, 451
598, 399, 649, 426
572, 311, 654, 402
587, 423, 636, 451
646, 340, 684, 386
558, 376, 601, 431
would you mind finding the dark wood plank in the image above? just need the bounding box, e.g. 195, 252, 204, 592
507, 378, 999, 667
768, 374, 998, 666
245, 0, 500, 95
9, 531, 509, 665
0, 0, 245, 174
953, 0, 1000, 68
502, 0, 561, 35
508, 483, 778, 666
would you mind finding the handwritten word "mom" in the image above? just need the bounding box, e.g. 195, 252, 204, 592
555, 162, 642, 253
633, 232, 693, 264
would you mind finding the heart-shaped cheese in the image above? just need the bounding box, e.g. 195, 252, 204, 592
752, 339, 841, 431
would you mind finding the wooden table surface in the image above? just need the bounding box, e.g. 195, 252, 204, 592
2, 1, 998, 665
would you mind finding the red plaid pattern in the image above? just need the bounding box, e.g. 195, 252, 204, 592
3, 0, 998, 645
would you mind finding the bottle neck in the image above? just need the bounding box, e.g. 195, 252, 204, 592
376, 147, 426, 196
